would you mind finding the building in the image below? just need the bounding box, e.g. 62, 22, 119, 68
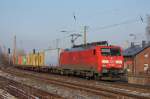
123, 41, 150, 75
123, 41, 150, 85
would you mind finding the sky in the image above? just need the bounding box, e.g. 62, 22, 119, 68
0, 0, 150, 53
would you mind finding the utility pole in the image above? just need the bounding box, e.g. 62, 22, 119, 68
56, 39, 59, 49
13, 35, 16, 65
56, 39, 60, 66
84, 26, 87, 47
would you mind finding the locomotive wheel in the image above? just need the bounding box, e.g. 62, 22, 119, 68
94, 73, 100, 80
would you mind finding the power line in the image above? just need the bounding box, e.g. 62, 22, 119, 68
50, 16, 146, 49
89, 16, 145, 32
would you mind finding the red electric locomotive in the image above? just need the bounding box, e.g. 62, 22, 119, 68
59, 41, 124, 80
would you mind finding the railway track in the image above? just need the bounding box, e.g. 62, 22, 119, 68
0, 67, 63, 99
10, 66, 150, 92
1, 66, 150, 99
0, 76, 62, 99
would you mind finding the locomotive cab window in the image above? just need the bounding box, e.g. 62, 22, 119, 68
101, 48, 110, 56
101, 48, 121, 56
111, 48, 121, 56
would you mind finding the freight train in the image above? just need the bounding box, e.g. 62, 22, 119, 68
15, 41, 124, 80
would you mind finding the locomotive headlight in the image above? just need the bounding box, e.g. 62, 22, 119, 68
102, 60, 109, 63
116, 60, 122, 64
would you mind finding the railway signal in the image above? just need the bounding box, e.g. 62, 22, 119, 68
33, 49, 36, 54
7, 48, 11, 64
8, 48, 10, 54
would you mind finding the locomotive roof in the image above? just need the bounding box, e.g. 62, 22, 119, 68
64, 41, 122, 52
72, 41, 108, 48
65, 46, 94, 52
65, 45, 120, 52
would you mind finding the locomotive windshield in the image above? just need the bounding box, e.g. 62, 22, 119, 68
101, 48, 121, 56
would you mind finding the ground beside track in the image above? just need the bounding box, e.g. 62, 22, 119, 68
0, 63, 17, 99
0, 69, 102, 99
0, 71, 63, 99
0, 89, 17, 99
0, 65, 150, 99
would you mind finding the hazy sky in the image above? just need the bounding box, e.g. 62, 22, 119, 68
0, 0, 150, 53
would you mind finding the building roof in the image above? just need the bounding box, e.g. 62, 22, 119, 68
123, 43, 150, 57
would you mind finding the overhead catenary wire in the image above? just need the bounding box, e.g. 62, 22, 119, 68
48, 15, 146, 50
60, 15, 146, 35
89, 16, 145, 32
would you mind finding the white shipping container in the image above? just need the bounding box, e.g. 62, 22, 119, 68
44, 49, 59, 66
